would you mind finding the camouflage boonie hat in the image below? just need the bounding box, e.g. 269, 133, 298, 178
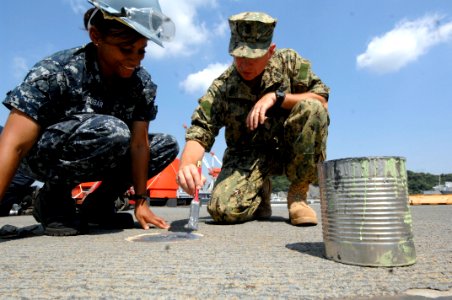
228, 12, 277, 58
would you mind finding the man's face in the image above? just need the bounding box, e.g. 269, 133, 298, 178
233, 45, 275, 81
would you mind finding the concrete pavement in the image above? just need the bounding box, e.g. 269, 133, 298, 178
0, 204, 451, 299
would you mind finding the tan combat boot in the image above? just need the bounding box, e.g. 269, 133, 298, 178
287, 182, 318, 226
254, 178, 272, 220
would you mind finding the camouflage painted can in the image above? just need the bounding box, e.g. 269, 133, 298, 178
317, 156, 416, 267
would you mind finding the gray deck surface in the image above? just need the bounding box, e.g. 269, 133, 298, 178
0, 204, 451, 299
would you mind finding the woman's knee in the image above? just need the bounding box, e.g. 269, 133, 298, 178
76, 115, 131, 160
149, 133, 179, 157
162, 134, 179, 159
96, 115, 130, 145
147, 133, 179, 178
23, 115, 131, 183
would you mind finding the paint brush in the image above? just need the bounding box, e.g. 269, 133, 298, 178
187, 161, 202, 230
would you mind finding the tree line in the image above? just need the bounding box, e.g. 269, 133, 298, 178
406, 171, 452, 194
271, 171, 452, 195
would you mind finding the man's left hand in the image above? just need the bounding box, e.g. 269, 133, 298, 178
246, 92, 275, 130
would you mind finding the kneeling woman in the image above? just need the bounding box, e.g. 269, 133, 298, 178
0, 0, 178, 236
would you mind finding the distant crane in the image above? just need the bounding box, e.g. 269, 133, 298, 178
202, 152, 222, 192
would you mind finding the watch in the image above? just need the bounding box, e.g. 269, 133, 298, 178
129, 193, 148, 200
129, 193, 151, 205
274, 89, 286, 108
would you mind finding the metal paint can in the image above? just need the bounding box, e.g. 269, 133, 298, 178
318, 156, 416, 267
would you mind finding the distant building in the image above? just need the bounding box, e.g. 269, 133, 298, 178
424, 181, 452, 195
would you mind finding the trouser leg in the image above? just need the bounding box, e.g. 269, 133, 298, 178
148, 133, 180, 178
82, 132, 179, 201
284, 99, 329, 183
80, 132, 179, 220
283, 99, 329, 226
21, 114, 131, 186
253, 178, 272, 220
21, 114, 131, 234
207, 153, 272, 224
207, 100, 328, 224
32, 182, 81, 235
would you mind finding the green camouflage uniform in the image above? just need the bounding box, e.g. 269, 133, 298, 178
186, 13, 330, 223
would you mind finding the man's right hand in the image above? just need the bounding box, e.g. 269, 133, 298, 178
177, 163, 206, 196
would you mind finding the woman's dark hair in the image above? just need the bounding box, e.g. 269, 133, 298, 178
84, 8, 145, 44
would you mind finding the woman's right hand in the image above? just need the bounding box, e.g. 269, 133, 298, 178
134, 200, 169, 230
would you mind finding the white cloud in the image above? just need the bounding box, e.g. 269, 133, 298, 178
63, 0, 87, 14
147, 0, 223, 59
180, 63, 229, 94
357, 14, 452, 74
13, 57, 28, 80
213, 19, 229, 37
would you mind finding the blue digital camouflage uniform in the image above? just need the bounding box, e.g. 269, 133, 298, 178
186, 48, 330, 223
3, 42, 178, 190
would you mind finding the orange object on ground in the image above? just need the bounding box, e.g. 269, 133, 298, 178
146, 158, 179, 199
409, 194, 452, 205
71, 181, 102, 205
71, 158, 180, 206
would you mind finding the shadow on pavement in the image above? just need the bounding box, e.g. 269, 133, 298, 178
168, 218, 191, 232
204, 216, 289, 225
168, 215, 289, 231
257, 216, 288, 223
286, 242, 325, 259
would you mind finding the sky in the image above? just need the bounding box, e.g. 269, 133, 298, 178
1, 0, 451, 175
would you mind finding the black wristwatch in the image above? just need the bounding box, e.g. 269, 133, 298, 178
130, 193, 151, 205
130, 193, 148, 200
275, 89, 286, 108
